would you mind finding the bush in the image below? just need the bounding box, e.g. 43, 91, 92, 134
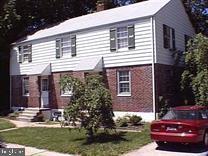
129, 115, 142, 125
116, 117, 129, 127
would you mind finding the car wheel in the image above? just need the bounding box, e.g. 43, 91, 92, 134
156, 141, 165, 147
203, 131, 208, 147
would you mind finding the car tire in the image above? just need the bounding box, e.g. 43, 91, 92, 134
156, 141, 165, 147
203, 131, 208, 147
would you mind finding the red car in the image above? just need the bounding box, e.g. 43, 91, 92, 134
151, 105, 208, 147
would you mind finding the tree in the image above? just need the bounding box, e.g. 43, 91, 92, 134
181, 33, 208, 105
182, 0, 208, 36
60, 74, 115, 140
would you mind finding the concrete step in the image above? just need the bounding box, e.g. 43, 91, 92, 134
19, 113, 37, 118
21, 111, 39, 115
17, 107, 41, 122
24, 108, 40, 112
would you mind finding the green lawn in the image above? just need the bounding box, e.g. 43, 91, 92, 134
0, 125, 151, 156
0, 118, 16, 130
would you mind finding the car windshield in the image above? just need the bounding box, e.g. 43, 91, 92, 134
162, 109, 208, 120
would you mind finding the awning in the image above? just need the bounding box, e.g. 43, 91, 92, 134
74, 56, 103, 72
28, 63, 51, 75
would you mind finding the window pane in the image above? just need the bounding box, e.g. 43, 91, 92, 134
118, 71, 130, 94
117, 26, 128, 49
119, 83, 130, 93
22, 45, 30, 62
23, 77, 29, 95
42, 79, 48, 91
119, 71, 129, 81
60, 37, 71, 55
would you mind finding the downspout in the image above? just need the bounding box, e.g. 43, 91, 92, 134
10, 75, 12, 111
151, 16, 156, 120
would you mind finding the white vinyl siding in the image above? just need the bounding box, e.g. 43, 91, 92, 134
117, 71, 131, 96
154, 0, 195, 65
10, 18, 153, 75
22, 77, 29, 96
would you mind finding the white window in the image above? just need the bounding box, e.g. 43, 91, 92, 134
56, 36, 72, 58
22, 77, 29, 96
61, 37, 71, 55
117, 26, 128, 49
19, 44, 32, 63
117, 71, 131, 96
61, 87, 72, 96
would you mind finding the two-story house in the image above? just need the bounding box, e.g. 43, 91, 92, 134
10, 0, 195, 121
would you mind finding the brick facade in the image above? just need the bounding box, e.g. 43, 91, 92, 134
49, 72, 72, 109
12, 64, 182, 113
105, 65, 153, 112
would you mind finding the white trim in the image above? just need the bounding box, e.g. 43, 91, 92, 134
117, 94, 131, 97
151, 16, 156, 120
9, 76, 12, 110
117, 70, 131, 96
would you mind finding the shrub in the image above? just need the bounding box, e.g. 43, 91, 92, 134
116, 117, 129, 127
129, 115, 142, 125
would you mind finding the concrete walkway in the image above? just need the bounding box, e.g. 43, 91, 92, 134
6, 143, 76, 156
8, 119, 61, 128
123, 142, 208, 156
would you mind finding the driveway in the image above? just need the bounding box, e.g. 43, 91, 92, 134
124, 142, 208, 156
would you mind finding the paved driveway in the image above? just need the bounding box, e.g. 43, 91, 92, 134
124, 143, 208, 156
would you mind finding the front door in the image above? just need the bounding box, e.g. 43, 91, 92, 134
41, 77, 49, 108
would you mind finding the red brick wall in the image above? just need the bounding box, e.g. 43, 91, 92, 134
11, 76, 28, 107
11, 75, 40, 108
11, 65, 154, 113
28, 76, 40, 107
105, 65, 153, 112
50, 72, 72, 109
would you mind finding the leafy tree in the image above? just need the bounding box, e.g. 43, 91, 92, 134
60, 74, 115, 140
182, 0, 208, 36
181, 33, 208, 105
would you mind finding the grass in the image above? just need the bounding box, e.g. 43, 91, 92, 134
0, 118, 16, 130
0, 124, 151, 156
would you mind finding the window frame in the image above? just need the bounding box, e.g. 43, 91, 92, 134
56, 34, 76, 58
117, 70, 131, 96
163, 24, 176, 50
22, 77, 29, 96
116, 26, 129, 50
19, 44, 32, 63
61, 86, 72, 97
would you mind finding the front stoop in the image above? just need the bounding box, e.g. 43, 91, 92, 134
16, 108, 41, 122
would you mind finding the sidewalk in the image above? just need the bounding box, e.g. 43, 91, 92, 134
6, 143, 76, 156
8, 119, 61, 128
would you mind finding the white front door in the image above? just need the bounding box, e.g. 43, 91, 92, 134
41, 77, 49, 108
